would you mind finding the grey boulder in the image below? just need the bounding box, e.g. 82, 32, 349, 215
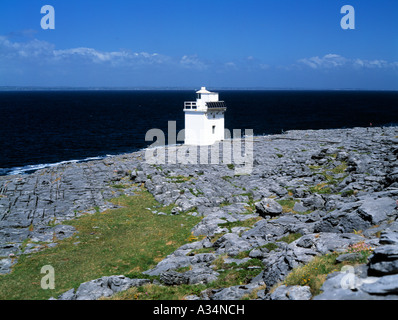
268, 285, 312, 300
255, 198, 283, 217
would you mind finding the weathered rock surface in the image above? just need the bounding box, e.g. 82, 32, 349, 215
1, 126, 398, 300
314, 243, 398, 300
255, 198, 283, 217
55, 276, 150, 300
267, 285, 312, 300
160, 267, 219, 286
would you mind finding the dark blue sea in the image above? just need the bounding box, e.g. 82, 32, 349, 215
0, 90, 397, 176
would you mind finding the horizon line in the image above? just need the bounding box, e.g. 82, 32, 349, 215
0, 86, 397, 92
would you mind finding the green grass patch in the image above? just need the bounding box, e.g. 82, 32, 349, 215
167, 175, 192, 183
283, 252, 340, 296
0, 188, 201, 300
111, 184, 130, 189
213, 258, 263, 287
104, 256, 263, 300
282, 241, 374, 296
234, 250, 251, 259
189, 188, 204, 197
218, 217, 262, 233
308, 161, 348, 195
309, 183, 333, 195
343, 189, 355, 197
190, 247, 216, 255
262, 242, 278, 252
279, 233, 302, 244
276, 199, 298, 214
308, 165, 322, 171
102, 282, 208, 300
219, 200, 233, 208
330, 162, 348, 174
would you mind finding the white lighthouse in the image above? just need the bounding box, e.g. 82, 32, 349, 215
183, 87, 227, 145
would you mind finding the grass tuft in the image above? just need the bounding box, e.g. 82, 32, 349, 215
282, 241, 374, 296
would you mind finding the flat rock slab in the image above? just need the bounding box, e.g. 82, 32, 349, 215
358, 197, 397, 224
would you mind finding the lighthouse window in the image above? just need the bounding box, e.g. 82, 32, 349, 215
212, 125, 216, 134
213, 114, 215, 119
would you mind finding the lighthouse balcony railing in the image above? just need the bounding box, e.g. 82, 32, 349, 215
184, 101, 197, 110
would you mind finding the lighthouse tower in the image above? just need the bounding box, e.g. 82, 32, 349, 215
183, 87, 227, 145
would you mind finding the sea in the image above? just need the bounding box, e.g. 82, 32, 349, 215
0, 90, 397, 176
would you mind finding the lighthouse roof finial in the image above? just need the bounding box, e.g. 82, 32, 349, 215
196, 86, 211, 94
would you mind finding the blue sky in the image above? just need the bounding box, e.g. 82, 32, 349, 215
1, 0, 397, 89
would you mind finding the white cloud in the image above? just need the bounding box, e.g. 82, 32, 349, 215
259, 64, 270, 70
353, 58, 393, 69
1, 35, 397, 82
53, 47, 125, 62
180, 55, 208, 70
53, 47, 168, 67
298, 54, 348, 69
0, 36, 54, 59
0, 36, 169, 68
224, 62, 237, 69
298, 53, 398, 70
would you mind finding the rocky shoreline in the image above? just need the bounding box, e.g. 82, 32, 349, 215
1, 126, 398, 300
